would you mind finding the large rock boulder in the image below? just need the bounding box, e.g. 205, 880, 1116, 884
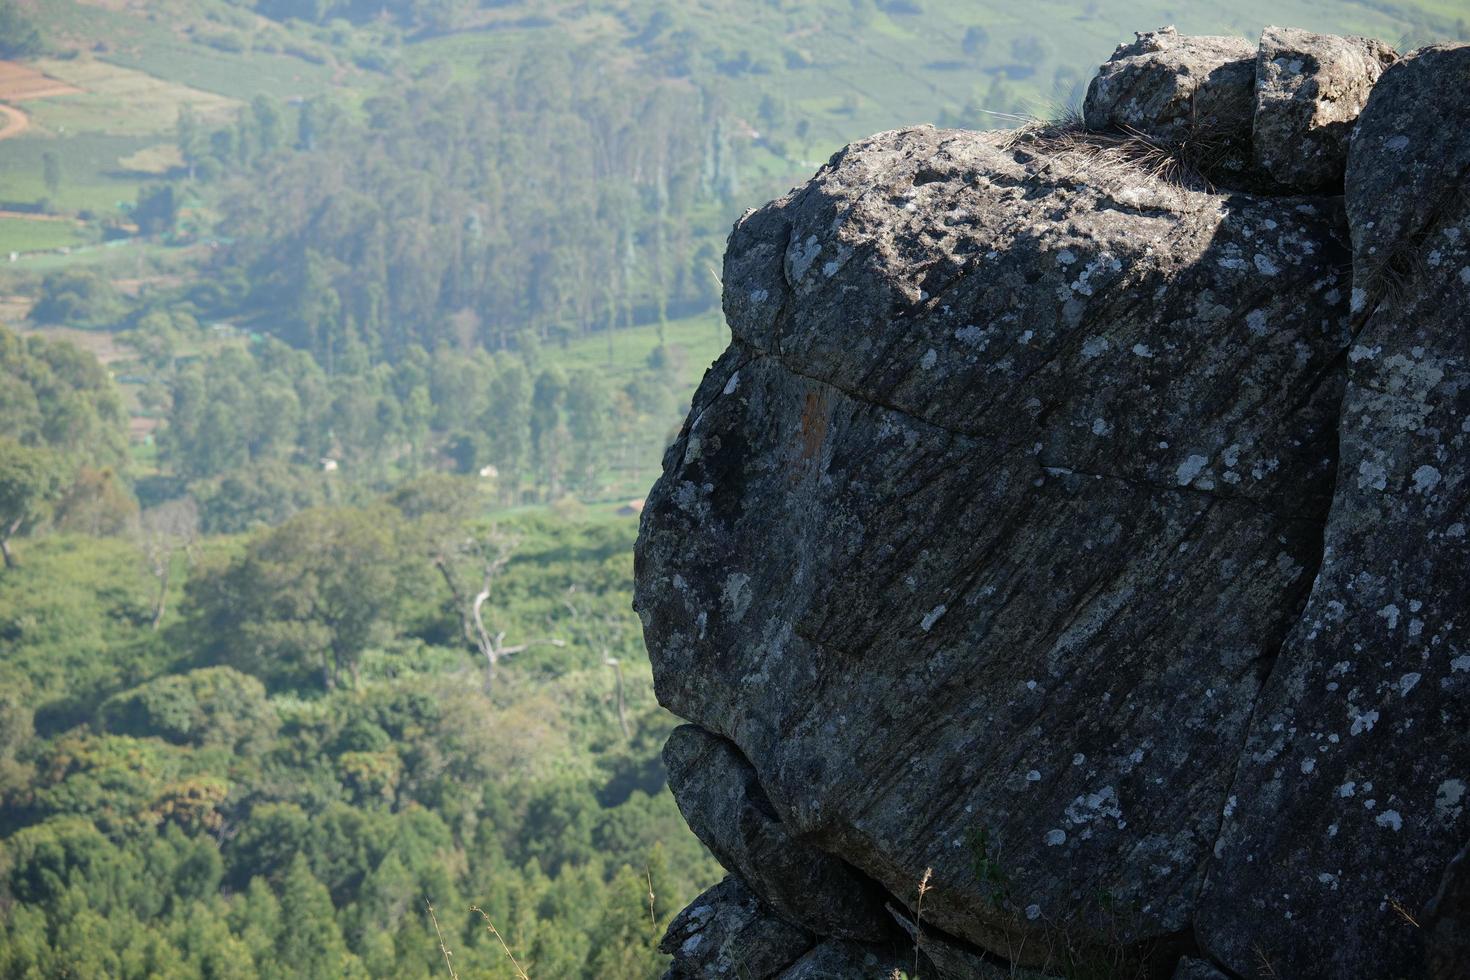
1196, 42, 1470, 979
639, 29, 1468, 980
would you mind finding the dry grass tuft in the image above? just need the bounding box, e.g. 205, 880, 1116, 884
999, 99, 1253, 196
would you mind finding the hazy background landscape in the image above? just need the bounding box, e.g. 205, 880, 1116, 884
0, 0, 1463, 977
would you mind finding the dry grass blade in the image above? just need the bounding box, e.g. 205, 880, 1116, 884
1389, 898, 1421, 928
645, 869, 659, 944
913, 866, 933, 980
1252, 941, 1279, 978
470, 905, 531, 980
425, 898, 459, 980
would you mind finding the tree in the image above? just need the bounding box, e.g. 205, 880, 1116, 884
0, 2, 43, 60
273, 855, 359, 979
28, 269, 125, 327
135, 184, 179, 236
41, 151, 60, 199
52, 465, 138, 537
564, 588, 631, 739
961, 25, 990, 60
0, 439, 63, 569
251, 95, 285, 160
428, 525, 564, 693
138, 496, 199, 629
484, 358, 532, 502
176, 106, 205, 181
189, 506, 403, 689
566, 370, 613, 492
0, 323, 129, 466
530, 366, 570, 501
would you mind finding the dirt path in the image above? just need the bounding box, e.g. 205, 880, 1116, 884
0, 209, 76, 222
0, 103, 28, 141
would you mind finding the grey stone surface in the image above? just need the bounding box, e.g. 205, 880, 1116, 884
1344, 43, 1470, 299
774, 940, 908, 980
664, 725, 892, 940
1083, 26, 1256, 179
638, 30, 1469, 980
1425, 842, 1470, 980
637, 122, 1351, 965
1170, 958, 1230, 980
659, 876, 815, 980
1197, 41, 1470, 980
1252, 27, 1396, 190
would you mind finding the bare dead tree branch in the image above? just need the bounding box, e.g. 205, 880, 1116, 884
433, 525, 564, 693
138, 497, 199, 631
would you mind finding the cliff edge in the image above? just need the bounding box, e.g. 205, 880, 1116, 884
635, 27, 1470, 980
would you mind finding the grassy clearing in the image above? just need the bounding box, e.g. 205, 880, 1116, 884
0, 216, 89, 254
27, 0, 342, 98
554, 312, 730, 395
0, 237, 186, 275
24, 56, 240, 138
105, 37, 344, 102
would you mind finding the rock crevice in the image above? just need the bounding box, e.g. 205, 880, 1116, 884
636, 28, 1470, 980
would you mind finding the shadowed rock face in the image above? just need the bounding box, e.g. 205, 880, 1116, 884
1197, 43, 1470, 978
636, 29, 1469, 980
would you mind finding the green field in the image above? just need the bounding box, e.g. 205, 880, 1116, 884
0, 131, 155, 215
0, 216, 88, 254
555, 312, 731, 392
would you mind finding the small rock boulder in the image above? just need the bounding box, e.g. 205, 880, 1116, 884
1084, 26, 1256, 177
1252, 26, 1396, 190
663, 725, 892, 941
659, 876, 815, 980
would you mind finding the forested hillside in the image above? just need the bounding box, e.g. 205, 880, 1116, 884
1, 0, 1465, 976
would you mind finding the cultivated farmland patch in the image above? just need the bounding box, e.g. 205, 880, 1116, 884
22, 57, 239, 137
0, 61, 84, 102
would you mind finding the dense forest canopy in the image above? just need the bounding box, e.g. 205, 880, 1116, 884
201, 48, 727, 362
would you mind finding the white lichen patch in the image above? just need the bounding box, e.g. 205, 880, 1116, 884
1411, 464, 1442, 495
1080, 336, 1111, 360
1176, 454, 1209, 486
1065, 785, 1123, 827
1357, 460, 1388, 491
721, 572, 753, 623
